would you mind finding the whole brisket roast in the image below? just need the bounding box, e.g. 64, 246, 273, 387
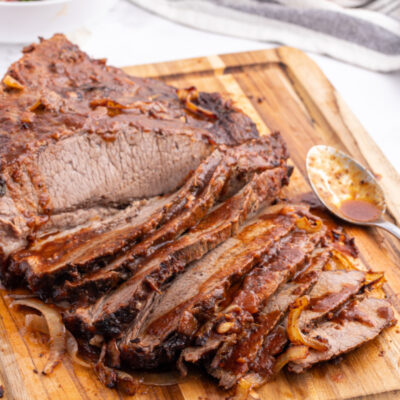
0, 35, 395, 399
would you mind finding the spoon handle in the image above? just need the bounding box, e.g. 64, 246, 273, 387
373, 220, 400, 240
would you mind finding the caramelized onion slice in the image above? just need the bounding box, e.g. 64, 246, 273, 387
90, 98, 128, 110
8, 293, 37, 300
366, 274, 386, 299
233, 375, 263, 400
96, 343, 185, 395
3, 75, 25, 90
331, 249, 358, 271
13, 299, 66, 375
102, 360, 189, 390
90, 98, 154, 117
273, 346, 309, 374
89, 334, 104, 347
287, 296, 329, 352
177, 87, 217, 119
111, 369, 187, 395
25, 314, 49, 335
66, 332, 91, 368
296, 217, 322, 233
90, 98, 136, 117
364, 272, 385, 287
24, 313, 91, 368
29, 99, 44, 112
323, 260, 336, 271
177, 87, 197, 102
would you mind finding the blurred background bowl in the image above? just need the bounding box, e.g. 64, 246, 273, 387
0, 0, 117, 44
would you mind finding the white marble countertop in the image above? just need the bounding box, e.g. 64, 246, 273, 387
1, 0, 399, 172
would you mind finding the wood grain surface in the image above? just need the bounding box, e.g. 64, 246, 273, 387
1, 47, 399, 400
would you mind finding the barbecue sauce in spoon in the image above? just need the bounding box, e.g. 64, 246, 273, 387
339, 199, 381, 222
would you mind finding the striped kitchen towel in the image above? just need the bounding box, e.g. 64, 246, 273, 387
128, 0, 400, 71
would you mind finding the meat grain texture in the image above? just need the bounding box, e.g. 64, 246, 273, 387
0, 35, 396, 399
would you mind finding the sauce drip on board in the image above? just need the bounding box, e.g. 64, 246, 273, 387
340, 199, 381, 222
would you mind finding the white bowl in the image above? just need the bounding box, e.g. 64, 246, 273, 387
0, 0, 118, 44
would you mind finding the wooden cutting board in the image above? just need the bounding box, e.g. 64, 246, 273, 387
1, 47, 399, 400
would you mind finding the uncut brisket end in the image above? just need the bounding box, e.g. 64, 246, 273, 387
0, 34, 259, 257
4, 34, 258, 146
64, 166, 291, 339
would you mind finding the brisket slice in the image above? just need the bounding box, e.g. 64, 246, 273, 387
298, 269, 366, 329
288, 295, 396, 373
260, 249, 331, 326
64, 166, 291, 338
0, 34, 258, 256
114, 206, 308, 370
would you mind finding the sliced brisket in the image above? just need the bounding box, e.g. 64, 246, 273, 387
6, 134, 289, 296
114, 206, 307, 370
64, 166, 291, 338
261, 249, 331, 324
298, 269, 366, 329
184, 222, 327, 388
234, 268, 372, 391
180, 248, 327, 368
236, 251, 330, 379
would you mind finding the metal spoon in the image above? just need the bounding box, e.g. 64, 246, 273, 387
306, 145, 400, 240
